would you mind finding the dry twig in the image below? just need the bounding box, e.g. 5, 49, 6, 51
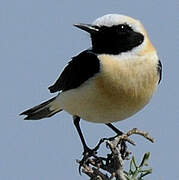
77, 128, 154, 180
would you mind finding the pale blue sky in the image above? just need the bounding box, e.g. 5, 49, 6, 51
0, 0, 178, 179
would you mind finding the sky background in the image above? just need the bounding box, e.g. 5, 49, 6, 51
0, 0, 178, 179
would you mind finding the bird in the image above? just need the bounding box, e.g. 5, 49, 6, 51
20, 14, 162, 161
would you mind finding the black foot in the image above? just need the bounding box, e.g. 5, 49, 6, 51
105, 134, 129, 160
78, 138, 105, 174
120, 140, 128, 159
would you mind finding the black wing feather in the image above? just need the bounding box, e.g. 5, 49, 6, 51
157, 60, 162, 84
48, 50, 100, 93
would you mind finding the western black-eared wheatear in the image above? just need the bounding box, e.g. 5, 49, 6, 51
20, 14, 162, 161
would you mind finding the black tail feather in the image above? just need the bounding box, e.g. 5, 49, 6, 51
20, 97, 62, 120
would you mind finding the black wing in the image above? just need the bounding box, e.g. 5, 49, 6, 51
48, 50, 100, 93
157, 60, 162, 84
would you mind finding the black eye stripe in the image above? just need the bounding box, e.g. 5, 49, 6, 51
98, 24, 133, 33
118, 24, 133, 31
91, 23, 144, 55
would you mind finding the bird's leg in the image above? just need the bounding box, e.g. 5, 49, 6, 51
106, 123, 123, 135
73, 116, 104, 172
73, 115, 89, 152
105, 123, 127, 159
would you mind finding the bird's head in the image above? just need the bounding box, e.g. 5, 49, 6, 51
74, 14, 154, 55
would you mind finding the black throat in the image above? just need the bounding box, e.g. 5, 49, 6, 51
90, 25, 144, 55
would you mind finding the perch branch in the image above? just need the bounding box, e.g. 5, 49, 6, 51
77, 128, 154, 180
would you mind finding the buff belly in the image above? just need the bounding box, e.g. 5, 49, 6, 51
55, 54, 159, 123
56, 74, 158, 123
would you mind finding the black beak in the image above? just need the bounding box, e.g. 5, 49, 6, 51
73, 23, 99, 34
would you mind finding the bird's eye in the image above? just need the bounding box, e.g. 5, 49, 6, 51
118, 24, 132, 32
121, 25, 125, 29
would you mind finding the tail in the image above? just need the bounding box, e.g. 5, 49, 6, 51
20, 97, 62, 120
